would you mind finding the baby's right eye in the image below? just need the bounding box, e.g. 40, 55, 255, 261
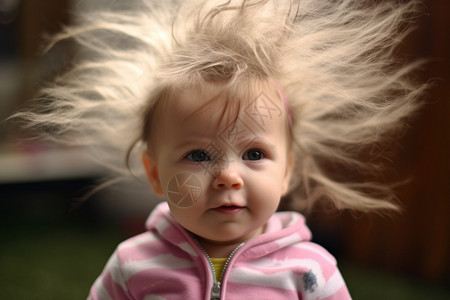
185, 150, 211, 162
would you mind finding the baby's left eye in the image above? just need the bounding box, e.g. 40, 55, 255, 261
242, 149, 264, 161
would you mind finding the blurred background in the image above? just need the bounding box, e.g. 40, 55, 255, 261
0, 0, 449, 299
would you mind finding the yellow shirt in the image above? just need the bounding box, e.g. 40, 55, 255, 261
210, 258, 227, 282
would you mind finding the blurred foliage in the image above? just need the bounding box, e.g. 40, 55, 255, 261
0, 225, 120, 300
341, 262, 450, 300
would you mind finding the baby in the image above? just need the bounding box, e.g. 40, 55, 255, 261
12, 0, 424, 299
125, 79, 347, 299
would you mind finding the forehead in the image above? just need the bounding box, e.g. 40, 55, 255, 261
167, 80, 285, 127
147, 79, 290, 157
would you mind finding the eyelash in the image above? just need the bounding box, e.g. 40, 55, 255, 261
184, 148, 266, 162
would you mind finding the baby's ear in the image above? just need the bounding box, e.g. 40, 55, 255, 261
142, 152, 164, 196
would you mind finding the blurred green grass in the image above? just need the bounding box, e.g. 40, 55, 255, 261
1, 225, 449, 300
0, 226, 121, 300
340, 262, 450, 300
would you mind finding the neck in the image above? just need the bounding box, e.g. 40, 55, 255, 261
194, 227, 263, 258
196, 238, 244, 258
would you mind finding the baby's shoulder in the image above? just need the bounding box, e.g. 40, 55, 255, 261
115, 231, 165, 258
283, 240, 338, 269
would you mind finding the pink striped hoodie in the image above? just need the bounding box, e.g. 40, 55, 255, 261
88, 202, 351, 299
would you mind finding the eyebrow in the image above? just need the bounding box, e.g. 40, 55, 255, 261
246, 138, 276, 150
173, 137, 213, 150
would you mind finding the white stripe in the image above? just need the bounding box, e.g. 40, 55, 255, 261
106, 254, 128, 292
320, 269, 345, 298
287, 213, 299, 227
122, 254, 195, 280
92, 276, 114, 300
275, 233, 301, 248
231, 258, 325, 298
121, 233, 157, 249
155, 219, 170, 234
293, 243, 336, 265
230, 266, 301, 290
178, 241, 198, 257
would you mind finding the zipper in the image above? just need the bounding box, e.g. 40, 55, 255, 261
198, 243, 245, 300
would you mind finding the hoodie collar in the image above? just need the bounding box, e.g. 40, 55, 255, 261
146, 202, 312, 258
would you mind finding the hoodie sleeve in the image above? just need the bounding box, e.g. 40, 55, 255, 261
87, 249, 133, 300
315, 267, 351, 299
296, 243, 352, 300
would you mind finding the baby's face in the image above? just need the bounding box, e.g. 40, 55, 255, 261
143, 84, 292, 246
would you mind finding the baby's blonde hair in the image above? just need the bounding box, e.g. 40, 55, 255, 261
13, 0, 426, 212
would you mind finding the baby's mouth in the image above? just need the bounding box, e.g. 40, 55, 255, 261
212, 205, 244, 215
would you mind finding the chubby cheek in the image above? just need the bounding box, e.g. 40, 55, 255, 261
249, 171, 284, 213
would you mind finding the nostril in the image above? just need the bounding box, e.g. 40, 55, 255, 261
231, 181, 243, 189
212, 170, 243, 190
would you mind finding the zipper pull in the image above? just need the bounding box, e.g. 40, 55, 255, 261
210, 281, 221, 300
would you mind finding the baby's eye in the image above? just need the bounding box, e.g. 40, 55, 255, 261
242, 149, 264, 161
185, 150, 211, 162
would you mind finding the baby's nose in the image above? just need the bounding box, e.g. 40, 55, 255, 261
212, 168, 244, 190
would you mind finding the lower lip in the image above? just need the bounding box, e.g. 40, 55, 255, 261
213, 206, 244, 215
